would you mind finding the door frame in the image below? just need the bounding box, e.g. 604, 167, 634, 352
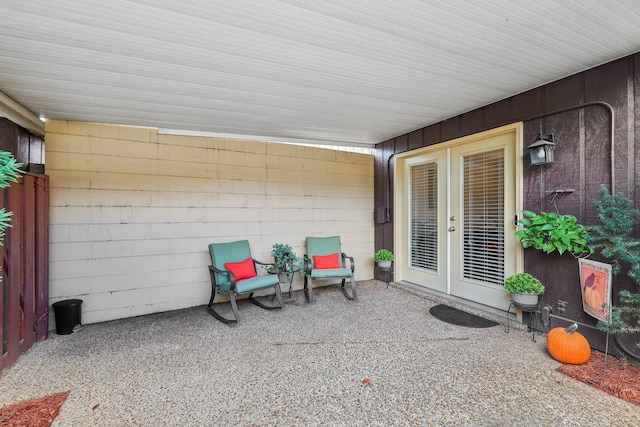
393, 123, 524, 305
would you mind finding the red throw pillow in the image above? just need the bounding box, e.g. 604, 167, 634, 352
313, 253, 341, 269
224, 257, 256, 281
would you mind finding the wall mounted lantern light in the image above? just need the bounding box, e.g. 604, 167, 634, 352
528, 133, 555, 165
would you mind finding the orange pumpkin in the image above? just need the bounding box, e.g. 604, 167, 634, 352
547, 323, 591, 365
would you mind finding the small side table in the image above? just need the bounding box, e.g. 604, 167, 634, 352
506, 301, 541, 342
279, 267, 300, 304
374, 263, 393, 287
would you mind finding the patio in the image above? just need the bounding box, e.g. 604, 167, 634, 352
1, 281, 638, 426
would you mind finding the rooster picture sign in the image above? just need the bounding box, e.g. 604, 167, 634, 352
578, 258, 612, 323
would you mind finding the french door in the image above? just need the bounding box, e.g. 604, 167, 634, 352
396, 124, 521, 311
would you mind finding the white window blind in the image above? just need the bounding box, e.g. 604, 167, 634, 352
410, 162, 438, 272
462, 150, 505, 285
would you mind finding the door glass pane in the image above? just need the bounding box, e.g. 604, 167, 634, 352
463, 150, 504, 285
410, 162, 438, 271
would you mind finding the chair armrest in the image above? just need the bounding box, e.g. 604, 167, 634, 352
253, 259, 280, 275
341, 253, 355, 272
209, 265, 237, 291
303, 255, 312, 275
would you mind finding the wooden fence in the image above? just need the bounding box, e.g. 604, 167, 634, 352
1, 172, 49, 372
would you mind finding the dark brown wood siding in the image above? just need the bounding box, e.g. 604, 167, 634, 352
374, 52, 640, 358
0, 118, 45, 169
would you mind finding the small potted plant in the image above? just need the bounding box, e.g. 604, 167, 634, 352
266, 243, 302, 278
374, 248, 394, 269
515, 210, 593, 258
504, 273, 545, 308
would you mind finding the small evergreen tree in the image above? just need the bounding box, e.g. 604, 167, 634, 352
590, 186, 640, 343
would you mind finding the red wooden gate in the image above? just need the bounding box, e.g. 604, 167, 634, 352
1, 172, 49, 372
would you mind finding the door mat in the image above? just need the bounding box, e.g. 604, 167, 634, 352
0, 390, 69, 427
429, 304, 499, 328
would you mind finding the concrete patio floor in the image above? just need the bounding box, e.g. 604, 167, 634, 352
1, 280, 638, 426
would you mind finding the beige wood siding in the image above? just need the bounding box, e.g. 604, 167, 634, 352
46, 120, 374, 326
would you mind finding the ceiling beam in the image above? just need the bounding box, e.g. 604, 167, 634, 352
0, 91, 44, 137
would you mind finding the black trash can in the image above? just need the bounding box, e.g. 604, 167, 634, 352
52, 299, 83, 335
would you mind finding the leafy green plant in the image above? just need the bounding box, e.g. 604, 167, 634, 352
589, 186, 640, 340
265, 243, 302, 274
504, 273, 545, 295
374, 248, 394, 262
0, 151, 22, 245
515, 210, 593, 258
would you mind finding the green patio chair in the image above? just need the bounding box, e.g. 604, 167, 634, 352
208, 240, 284, 324
303, 236, 357, 303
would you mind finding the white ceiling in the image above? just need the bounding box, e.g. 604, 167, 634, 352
1, 1, 640, 147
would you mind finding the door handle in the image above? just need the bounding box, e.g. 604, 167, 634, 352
448, 226, 456, 232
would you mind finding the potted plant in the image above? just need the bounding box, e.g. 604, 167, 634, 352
266, 243, 302, 278
504, 273, 545, 308
374, 248, 394, 269
515, 210, 593, 258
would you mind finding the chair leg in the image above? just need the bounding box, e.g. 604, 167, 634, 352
273, 284, 285, 308
207, 305, 238, 324
207, 287, 239, 324
340, 274, 358, 301
249, 286, 285, 310
304, 275, 314, 303
229, 292, 240, 320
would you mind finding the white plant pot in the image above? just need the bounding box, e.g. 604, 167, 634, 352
511, 292, 539, 309
377, 260, 392, 269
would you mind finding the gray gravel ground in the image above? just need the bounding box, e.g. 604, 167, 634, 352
1, 280, 639, 426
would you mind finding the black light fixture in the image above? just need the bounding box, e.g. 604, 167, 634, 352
528, 133, 555, 165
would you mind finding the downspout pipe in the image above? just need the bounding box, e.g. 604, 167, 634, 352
383, 101, 615, 221
522, 101, 615, 194
385, 151, 397, 222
